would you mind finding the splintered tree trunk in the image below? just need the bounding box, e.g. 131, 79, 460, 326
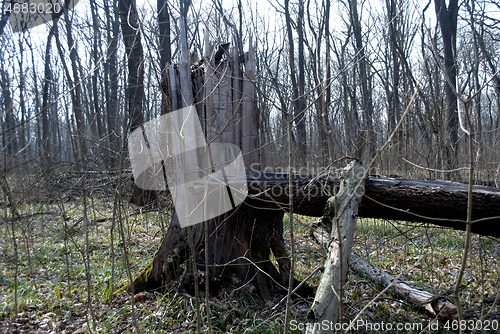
307, 161, 365, 333
127, 34, 303, 298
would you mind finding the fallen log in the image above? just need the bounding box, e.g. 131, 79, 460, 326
247, 172, 500, 238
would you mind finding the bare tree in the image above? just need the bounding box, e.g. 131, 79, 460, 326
41, 23, 57, 166
157, 0, 171, 70
284, 0, 308, 163
119, 0, 157, 205
348, 0, 375, 159
434, 0, 459, 172
1, 70, 17, 164
54, 9, 88, 163
104, 0, 121, 169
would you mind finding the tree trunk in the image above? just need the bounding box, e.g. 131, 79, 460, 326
119, 0, 157, 206
1, 70, 17, 163
307, 161, 365, 333
90, 0, 106, 168
157, 0, 171, 71
386, 0, 403, 158
247, 172, 500, 238
295, 0, 307, 163
349, 0, 375, 159
104, 0, 121, 169
284, 0, 307, 164
41, 24, 56, 166
61, 9, 88, 162
434, 0, 459, 173
129, 202, 297, 298
157, 0, 171, 118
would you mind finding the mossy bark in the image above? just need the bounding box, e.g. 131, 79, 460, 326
127, 202, 300, 297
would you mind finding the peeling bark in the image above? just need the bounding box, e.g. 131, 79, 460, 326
307, 161, 365, 333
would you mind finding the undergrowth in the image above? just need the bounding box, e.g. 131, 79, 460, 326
0, 195, 499, 333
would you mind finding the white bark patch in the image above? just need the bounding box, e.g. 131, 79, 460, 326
329, 241, 339, 266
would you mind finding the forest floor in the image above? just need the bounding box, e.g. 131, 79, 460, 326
0, 191, 499, 333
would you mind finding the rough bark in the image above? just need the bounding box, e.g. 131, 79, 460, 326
119, 0, 157, 205
103, 0, 120, 169
248, 173, 500, 238
127, 202, 302, 298
434, 0, 459, 171
119, 0, 144, 132
306, 161, 365, 333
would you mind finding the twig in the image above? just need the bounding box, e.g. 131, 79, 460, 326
402, 158, 470, 173
272, 266, 324, 310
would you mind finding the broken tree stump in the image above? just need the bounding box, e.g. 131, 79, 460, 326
125, 34, 315, 298
128, 203, 292, 299
306, 161, 365, 333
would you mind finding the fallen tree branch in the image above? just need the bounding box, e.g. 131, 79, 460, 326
349, 252, 457, 322
310, 217, 458, 322
307, 161, 365, 333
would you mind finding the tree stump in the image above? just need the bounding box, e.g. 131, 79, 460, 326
124, 32, 302, 297
128, 200, 298, 298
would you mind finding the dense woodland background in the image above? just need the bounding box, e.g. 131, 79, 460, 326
1, 0, 500, 332
0, 0, 499, 180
